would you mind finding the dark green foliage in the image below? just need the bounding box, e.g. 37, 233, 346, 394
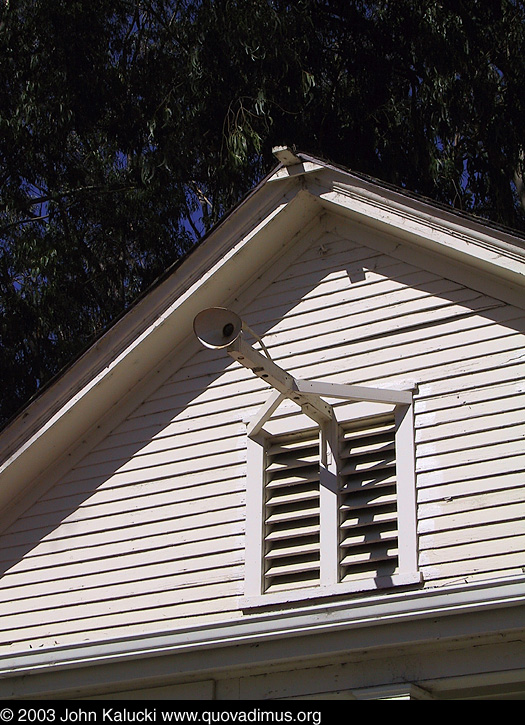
1, 0, 524, 426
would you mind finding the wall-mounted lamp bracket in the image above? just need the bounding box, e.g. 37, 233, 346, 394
194, 307, 415, 428
227, 335, 333, 426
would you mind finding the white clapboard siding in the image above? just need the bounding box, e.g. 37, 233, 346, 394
129, 311, 521, 426
64, 437, 246, 489
417, 454, 525, 490
277, 330, 523, 391
416, 397, 525, 435
418, 496, 525, 533
272, 311, 521, 374
415, 378, 525, 413
0, 581, 242, 633
262, 268, 492, 321
6, 484, 245, 538
421, 550, 525, 582
0, 548, 244, 613
0, 585, 244, 643
420, 535, 525, 569
259, 287, 491, 353
255, 244, 435, 304
0, 527, 245, 593
416, 415, 525, 454
44, 461, 245, 513
0, 517, 245, 578
6, 480, 246, 545
417, 420, 525, 458
265, 299, 508, 366
55, 452, 246, 494
12, 614, 244, 657
75, 419, 245, 469
256, 272, 459, 331
417, 471, 525, 505
415, 357, 525, 396
0, 492, 245, 566
419, 519, 525, 552
1, 222, 524, 655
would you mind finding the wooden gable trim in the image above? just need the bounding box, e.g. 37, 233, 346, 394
0, 182, 319, 517
304, 170, 525, 295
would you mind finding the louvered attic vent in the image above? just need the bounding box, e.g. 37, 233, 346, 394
339, 414, 399, 583
262, 414, 401, 594
263, 431, 321, 593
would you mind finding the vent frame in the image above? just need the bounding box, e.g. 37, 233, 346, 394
243, 392, 419, 607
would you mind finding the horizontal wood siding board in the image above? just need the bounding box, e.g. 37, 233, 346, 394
263, 301, 507, 367
419, 520, 525, 551
0, 533, 245, 594
250, 271, 458, 332
42, 464, 245, 512
0, 610, 244, 657
0, 495, 246, 554
415, 358, 525, 396
107, 370, 525, 456
53, 443, 246, 499
417, 453, 525, 489
421, 550, 525, 581
95, 416, 244, 454
415, 379, 525, 415
14, 468, 246, 524
277, 336, 524, 390
418, 499, 525, 533
415, 398, 525, 437
416, 439, 525, 472
42, 470, 247, 521
253, 245, 392, 299
96, 324, 523, 442
180, 292, 503, 381
76, 372, 521, 484
169, 290, 500, 377
48, 450, 247, 492
254, 251, 451, 308
77, 420, 245, 469
417, 471, 525, 504
252, 272, 507, 330
270, 314, 522, 374
416, 420, 525, 458
420, 480, 525, 516
0, 551, 245, 614
133, 346, 520, 436
0, 519, 245, 579
0, 586, 244, 642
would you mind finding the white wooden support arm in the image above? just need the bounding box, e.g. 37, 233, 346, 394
293, 379, 413, 406
226, 336, 333, 426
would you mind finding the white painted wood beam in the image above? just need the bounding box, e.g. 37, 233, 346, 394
294, 379, 413, 405
227, 336, 333, 426
245, 390, 286, 438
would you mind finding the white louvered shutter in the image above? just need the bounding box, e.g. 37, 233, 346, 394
338, 415, 399, 583
263, 431, 321, 593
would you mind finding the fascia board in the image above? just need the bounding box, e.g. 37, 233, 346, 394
304, 167, 525, 289
0, 181, 317, 515
0, 575, 523, 695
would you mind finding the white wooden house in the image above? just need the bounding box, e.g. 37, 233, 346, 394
0, 148, 524, 700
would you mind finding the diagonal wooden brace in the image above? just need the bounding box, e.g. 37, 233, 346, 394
226, 335, 333, 426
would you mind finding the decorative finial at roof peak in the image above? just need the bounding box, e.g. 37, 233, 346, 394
272, 146, 301, 167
